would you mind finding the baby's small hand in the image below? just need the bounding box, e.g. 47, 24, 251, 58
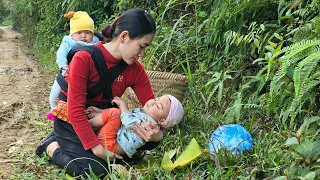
112, 97, 128, 111
85, 106, 103, 119
61, 66, 69, 73
112, 97, 124, 106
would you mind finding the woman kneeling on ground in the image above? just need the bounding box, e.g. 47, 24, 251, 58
36, 8, 163, 177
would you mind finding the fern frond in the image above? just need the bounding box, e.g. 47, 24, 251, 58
279, 45, 319, 78
292, 8, 310, 19
293, 51, 320, 96
269, 69, 284, 98
301, 78, 320, 95
223, 91, 242, 124
272, 40, 320, 58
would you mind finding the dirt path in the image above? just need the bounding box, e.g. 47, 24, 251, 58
0, 26, 54, 179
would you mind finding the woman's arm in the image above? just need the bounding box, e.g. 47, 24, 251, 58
67, 51, 101, 150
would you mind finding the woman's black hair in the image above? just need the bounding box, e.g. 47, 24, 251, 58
102, 8, 156, 40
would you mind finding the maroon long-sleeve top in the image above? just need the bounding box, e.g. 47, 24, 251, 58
66, 42, 154, 150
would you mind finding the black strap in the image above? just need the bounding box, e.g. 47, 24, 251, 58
56, 45, 128, 102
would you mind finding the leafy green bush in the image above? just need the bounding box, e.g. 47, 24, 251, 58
8, 0, 320, 179
0, 0, 9, 23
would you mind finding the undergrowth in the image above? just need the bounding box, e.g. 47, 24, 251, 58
5, 0, 320, 179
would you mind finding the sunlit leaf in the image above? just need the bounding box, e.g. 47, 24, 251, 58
161, 138, 202, 171
285, 137, 299, 146
161, 152, 175, 171
167, 149, 177, 159
268, 41, 277, 47
173, 138, 202, 167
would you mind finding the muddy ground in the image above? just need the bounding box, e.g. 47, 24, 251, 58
0, 26, 55, 179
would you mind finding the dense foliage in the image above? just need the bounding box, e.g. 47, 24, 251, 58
0, 0, 8, 23
6, 0, 320, 179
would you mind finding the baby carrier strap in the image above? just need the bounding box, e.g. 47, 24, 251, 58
56, 45, 128, 102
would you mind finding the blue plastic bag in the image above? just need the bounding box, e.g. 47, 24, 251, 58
208, 124, 253, 156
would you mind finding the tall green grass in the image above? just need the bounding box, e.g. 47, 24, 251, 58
7, 0, 320, 179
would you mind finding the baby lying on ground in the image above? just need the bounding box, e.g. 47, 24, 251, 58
87, 95, 184, 158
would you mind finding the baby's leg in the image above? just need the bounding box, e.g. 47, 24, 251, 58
97, 108, 122, 153
89, 108, 120, 128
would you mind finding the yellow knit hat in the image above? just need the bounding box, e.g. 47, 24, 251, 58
64, 11, 94, 35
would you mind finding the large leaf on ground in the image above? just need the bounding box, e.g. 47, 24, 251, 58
161, 138, 202, 171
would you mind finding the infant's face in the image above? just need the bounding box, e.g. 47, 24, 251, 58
71, 30, 93, 43
143, 95, 171, 121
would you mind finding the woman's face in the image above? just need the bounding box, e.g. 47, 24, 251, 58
120, 33, 154, 65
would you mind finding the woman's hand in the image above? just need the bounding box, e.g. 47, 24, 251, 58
91, 144, 123, 161
133, 119, 163, 142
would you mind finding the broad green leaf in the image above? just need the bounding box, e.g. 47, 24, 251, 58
173, 138, 202, 167
161, 138, 202, 171
285, 137, 299, 146
265, 45, 275, 53
294, 141, 320, 160
303, 171, 315, 180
